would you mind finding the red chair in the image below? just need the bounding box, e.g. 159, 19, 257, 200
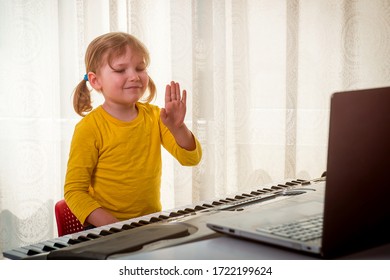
54, 199, 84, 236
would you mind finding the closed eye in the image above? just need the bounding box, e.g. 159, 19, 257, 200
136, 64, 147, 72
113, 69, 125, 73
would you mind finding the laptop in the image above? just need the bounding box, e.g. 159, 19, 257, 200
207, 86, 390, 258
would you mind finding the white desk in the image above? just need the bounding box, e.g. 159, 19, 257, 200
113, 234, 390, 260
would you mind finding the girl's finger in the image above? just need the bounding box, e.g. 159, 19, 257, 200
171, 81, 177, 100
165, 84, 171, 103
182, 90, 187, 105
175, 82, 181, 100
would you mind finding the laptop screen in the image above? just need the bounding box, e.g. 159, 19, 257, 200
322, 86, 390, 257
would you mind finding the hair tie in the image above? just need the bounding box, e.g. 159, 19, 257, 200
83, 74, 88, 81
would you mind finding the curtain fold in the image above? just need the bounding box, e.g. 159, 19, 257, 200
1, 0, 389, 254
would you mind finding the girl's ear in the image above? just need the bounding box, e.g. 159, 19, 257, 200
87, 72, 102, 91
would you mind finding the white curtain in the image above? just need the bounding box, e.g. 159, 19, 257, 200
1, 0, 389, 254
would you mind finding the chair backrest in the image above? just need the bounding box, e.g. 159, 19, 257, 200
54, 199, 84, 236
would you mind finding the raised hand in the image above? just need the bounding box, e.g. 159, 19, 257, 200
160, 81, 196, 151
160, 81, 187, 132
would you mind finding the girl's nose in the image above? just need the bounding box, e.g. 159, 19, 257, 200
128, 70, 140, 81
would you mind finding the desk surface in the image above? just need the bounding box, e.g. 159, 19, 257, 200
112, 234, 390, 260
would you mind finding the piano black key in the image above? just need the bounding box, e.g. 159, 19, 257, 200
149, 217, 163, 223
301, 180, 311, 185
255, 190, 268, 194
184, 208, 196, 212
47, 236, 69, 249
138, 220, 150, 225
43, 245, 57, 251
130, 222, 143, 227
67, 238, 82, 245
77, 235, 92, 242
241, 193, 255, 197
159, 214, 170, 219
169, 212, 182, 217
271, 185, 285, 190
36, 239, 68, 251
122, 224, 136, 230
202, 203, 214, 208
87, 233, 101, 239
99, 230, 113, 236
277, 184, 289, 188
29, 244, 54, 253
34, 242, 58, 252
194, 205, 207, 210
285, 181, 299, 186
250, 191, 262, 195
235, 195, 245, 199
52, 241, 68, 248
109, 227, 123, 233
262, 188, 273, 192
19, 246, 42, 256
292, 180, 304, 184
224, 198, 237, 201
27, 249, 43, 256
212, 201, 223, 205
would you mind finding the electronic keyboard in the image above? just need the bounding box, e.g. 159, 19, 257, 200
3, 178, 320, 260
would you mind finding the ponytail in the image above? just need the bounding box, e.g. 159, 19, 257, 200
143, 76, 157, 103
73, 79, 92, 117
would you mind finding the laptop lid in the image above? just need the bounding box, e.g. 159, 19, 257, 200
207, 86, 390, 258
322, 86, 390, 258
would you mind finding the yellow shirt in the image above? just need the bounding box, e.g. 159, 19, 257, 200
64, 103, 202, 224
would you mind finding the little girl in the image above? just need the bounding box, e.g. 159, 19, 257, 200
64, 32, 202, 227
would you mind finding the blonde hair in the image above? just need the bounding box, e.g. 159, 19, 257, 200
73, 32, 157, 116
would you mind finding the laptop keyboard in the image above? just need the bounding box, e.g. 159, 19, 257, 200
257, 214, 323, 242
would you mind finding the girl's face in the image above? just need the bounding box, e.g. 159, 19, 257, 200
92, 45, 149, 108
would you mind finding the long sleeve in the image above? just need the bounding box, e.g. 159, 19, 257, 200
64, 104, 202, 225
64, 120, 101, 225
